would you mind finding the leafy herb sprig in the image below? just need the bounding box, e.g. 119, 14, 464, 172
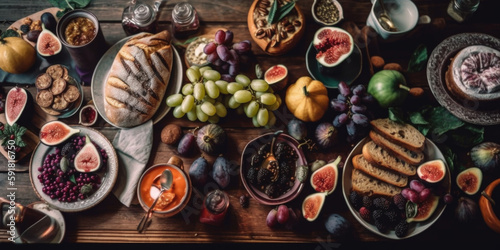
268, 0, 297, 24
47, 0, 93, 18
0, 123, 27, 148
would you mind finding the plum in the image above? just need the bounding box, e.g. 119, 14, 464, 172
210, 156, 232, 189
189, 156, 210, 187
324, 213, 351, 239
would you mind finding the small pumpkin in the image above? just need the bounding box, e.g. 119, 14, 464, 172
0, 36, 36, 74
285, 76, 329, 122
479, 178, 500, 234
196, 124, 227, 155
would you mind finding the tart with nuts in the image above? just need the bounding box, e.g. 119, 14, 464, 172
247, 0, 305, 56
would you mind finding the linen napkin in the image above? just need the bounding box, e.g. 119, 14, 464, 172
112, 120, 153, 207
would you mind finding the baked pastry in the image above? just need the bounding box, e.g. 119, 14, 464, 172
247, 0, 305, 56
362, 140, 417, 176
445, 45, 500, 102
352, 154, 408, 187
351, 169, 402, 197
369, 130, 424, 165
370, 118, 425, 152
104, 31, 173, 127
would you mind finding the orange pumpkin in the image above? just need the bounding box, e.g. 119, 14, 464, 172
285, 76, 329, 122
0, 36, 36, 74
479, 178, 500, 234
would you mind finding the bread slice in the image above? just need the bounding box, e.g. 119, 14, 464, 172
369, 130, 425, 165
352, 154, 408, 187
362, 140, 417, 176
351, 169, 402, 197
370, 118, 425, 152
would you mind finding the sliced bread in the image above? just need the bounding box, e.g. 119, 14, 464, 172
352, 154, 408, 187
369, 130, 425, 165
362, 140, 417, 176
370, 118, 425, 152
351, 169, 403, 197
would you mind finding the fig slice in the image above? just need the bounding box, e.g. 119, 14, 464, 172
39, 120, 80, 146
456, 167, 483, 195
310, 155, 341, 195
417, 159, 447, 183
302, 192, 326, 222
5, 87, 33, 126
313, 27, 354, 67
406, 195, 440, 223
264, 64, 288, 91
74, 135, 102, 173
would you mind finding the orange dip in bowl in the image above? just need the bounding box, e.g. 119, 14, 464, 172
138, 164, 190, 215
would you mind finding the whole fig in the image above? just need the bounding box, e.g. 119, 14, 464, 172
325, 213, 352, 239
470, 142, 500, 173
189, 156, 210, 187
455, 196, 479, 225
287, 118, 307, 141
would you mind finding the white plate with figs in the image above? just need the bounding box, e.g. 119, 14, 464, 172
29, 126, 118, 212
342, 137, 451, 240
91, 35, 183, 128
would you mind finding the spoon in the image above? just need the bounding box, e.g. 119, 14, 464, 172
137, 169, 173, 233
377, 0, 397, 32
261, 130, 282, 182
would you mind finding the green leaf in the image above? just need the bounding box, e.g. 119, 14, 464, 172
449, 124, 484, 148
388, 107, 408, 123
69, 174, 77, 185
48, 0, 93, 18
439, 144, 455, 173
409, 111, 428, 125
427, 106, 464, 136
275, 0, 296, 23
407, 44, 428, 72
267, 0, 279, 24
0, 29, 21, 39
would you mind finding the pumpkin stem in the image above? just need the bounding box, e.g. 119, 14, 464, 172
399, 84, 411, 92
302, 86, 309, 97
481, 190, 496, 206
203, 135, 212, 143
192, 126, 199, 135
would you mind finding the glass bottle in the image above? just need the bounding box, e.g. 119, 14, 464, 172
122, 0, 161, 36
447, 0, 480, 23
171, 2, 200, 39
199, 189, 229, 226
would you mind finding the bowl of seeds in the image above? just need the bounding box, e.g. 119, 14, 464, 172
312, 0, 343, 26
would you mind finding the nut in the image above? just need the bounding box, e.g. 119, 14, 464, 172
383, 62, 404, 72
371, 56, 385, 69
280, 30, 288, 39
256, 28, 266, 39
161, 124, 183, 145
293, 20, 302, 27
257, 19, 267, 28
285, 25, 295, 33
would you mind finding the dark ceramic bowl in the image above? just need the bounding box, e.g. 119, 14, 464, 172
240, 132, 307, 205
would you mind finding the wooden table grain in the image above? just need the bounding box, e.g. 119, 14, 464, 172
1, 0, 500, 246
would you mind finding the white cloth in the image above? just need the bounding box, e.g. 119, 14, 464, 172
112, 120, 153, 207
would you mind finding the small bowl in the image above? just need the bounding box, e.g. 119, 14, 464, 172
184, 37, 213, 68
312, 0, 344, 26
79, 103, 98, 126
240, 132, 307, 205
366, 0, 419, 41
137, 156, 192, 218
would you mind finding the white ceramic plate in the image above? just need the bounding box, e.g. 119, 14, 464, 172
91, 35, 183, 128
342, 137, 451, 240
29, 126, 118, 212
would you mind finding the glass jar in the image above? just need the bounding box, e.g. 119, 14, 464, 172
199, 189, 229, 226
122, 0, 160, 36
171, 2, 200, 39
447, 0, 480, 23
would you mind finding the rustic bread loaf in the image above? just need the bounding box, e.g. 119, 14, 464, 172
351, 169, 403, 197
104, 31, 173, 127
362, 140, 417, 176
369, 130, 424, 165
370, 118, 425, 152
352, 154, 408, 187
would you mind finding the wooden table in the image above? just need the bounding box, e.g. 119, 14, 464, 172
1, 0, 500, 246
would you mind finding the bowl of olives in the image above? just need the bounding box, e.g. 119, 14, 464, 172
240, 131, 307, 205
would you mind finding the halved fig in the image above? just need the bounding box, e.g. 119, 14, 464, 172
302, 192, 326, 222
39, 120, 80, 146
407, 195, 439, 223
264, 64, 288, 91
313, 27, 353, 68
456, 167, 483, 195
5, 87, 33, 126
36, 28, 62, 58
74, 135, 102, 173
310, 156, 341, 195
417, 159, 446, 183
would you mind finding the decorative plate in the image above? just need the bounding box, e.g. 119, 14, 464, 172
29, 126, 118, 212
342, 137, 451, 240
240, 132, 306, 206
306, 42, 362, 88
427, 32, 500, 125
91, 35, 183, 128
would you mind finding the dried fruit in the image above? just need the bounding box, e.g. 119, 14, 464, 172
456, 167, 483, 195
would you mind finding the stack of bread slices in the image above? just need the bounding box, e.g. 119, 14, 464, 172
351, 118, 426, 197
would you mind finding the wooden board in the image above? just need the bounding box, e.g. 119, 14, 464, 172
0, 113, 39, 164
8, 7, 60, 47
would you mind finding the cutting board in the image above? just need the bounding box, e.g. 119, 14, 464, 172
0, 113, 40, 164
8, 7, 60, 47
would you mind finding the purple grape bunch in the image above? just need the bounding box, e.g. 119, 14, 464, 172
330, 82, 376, 143
203, 29, 252, 81
37, 135, 108, 202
